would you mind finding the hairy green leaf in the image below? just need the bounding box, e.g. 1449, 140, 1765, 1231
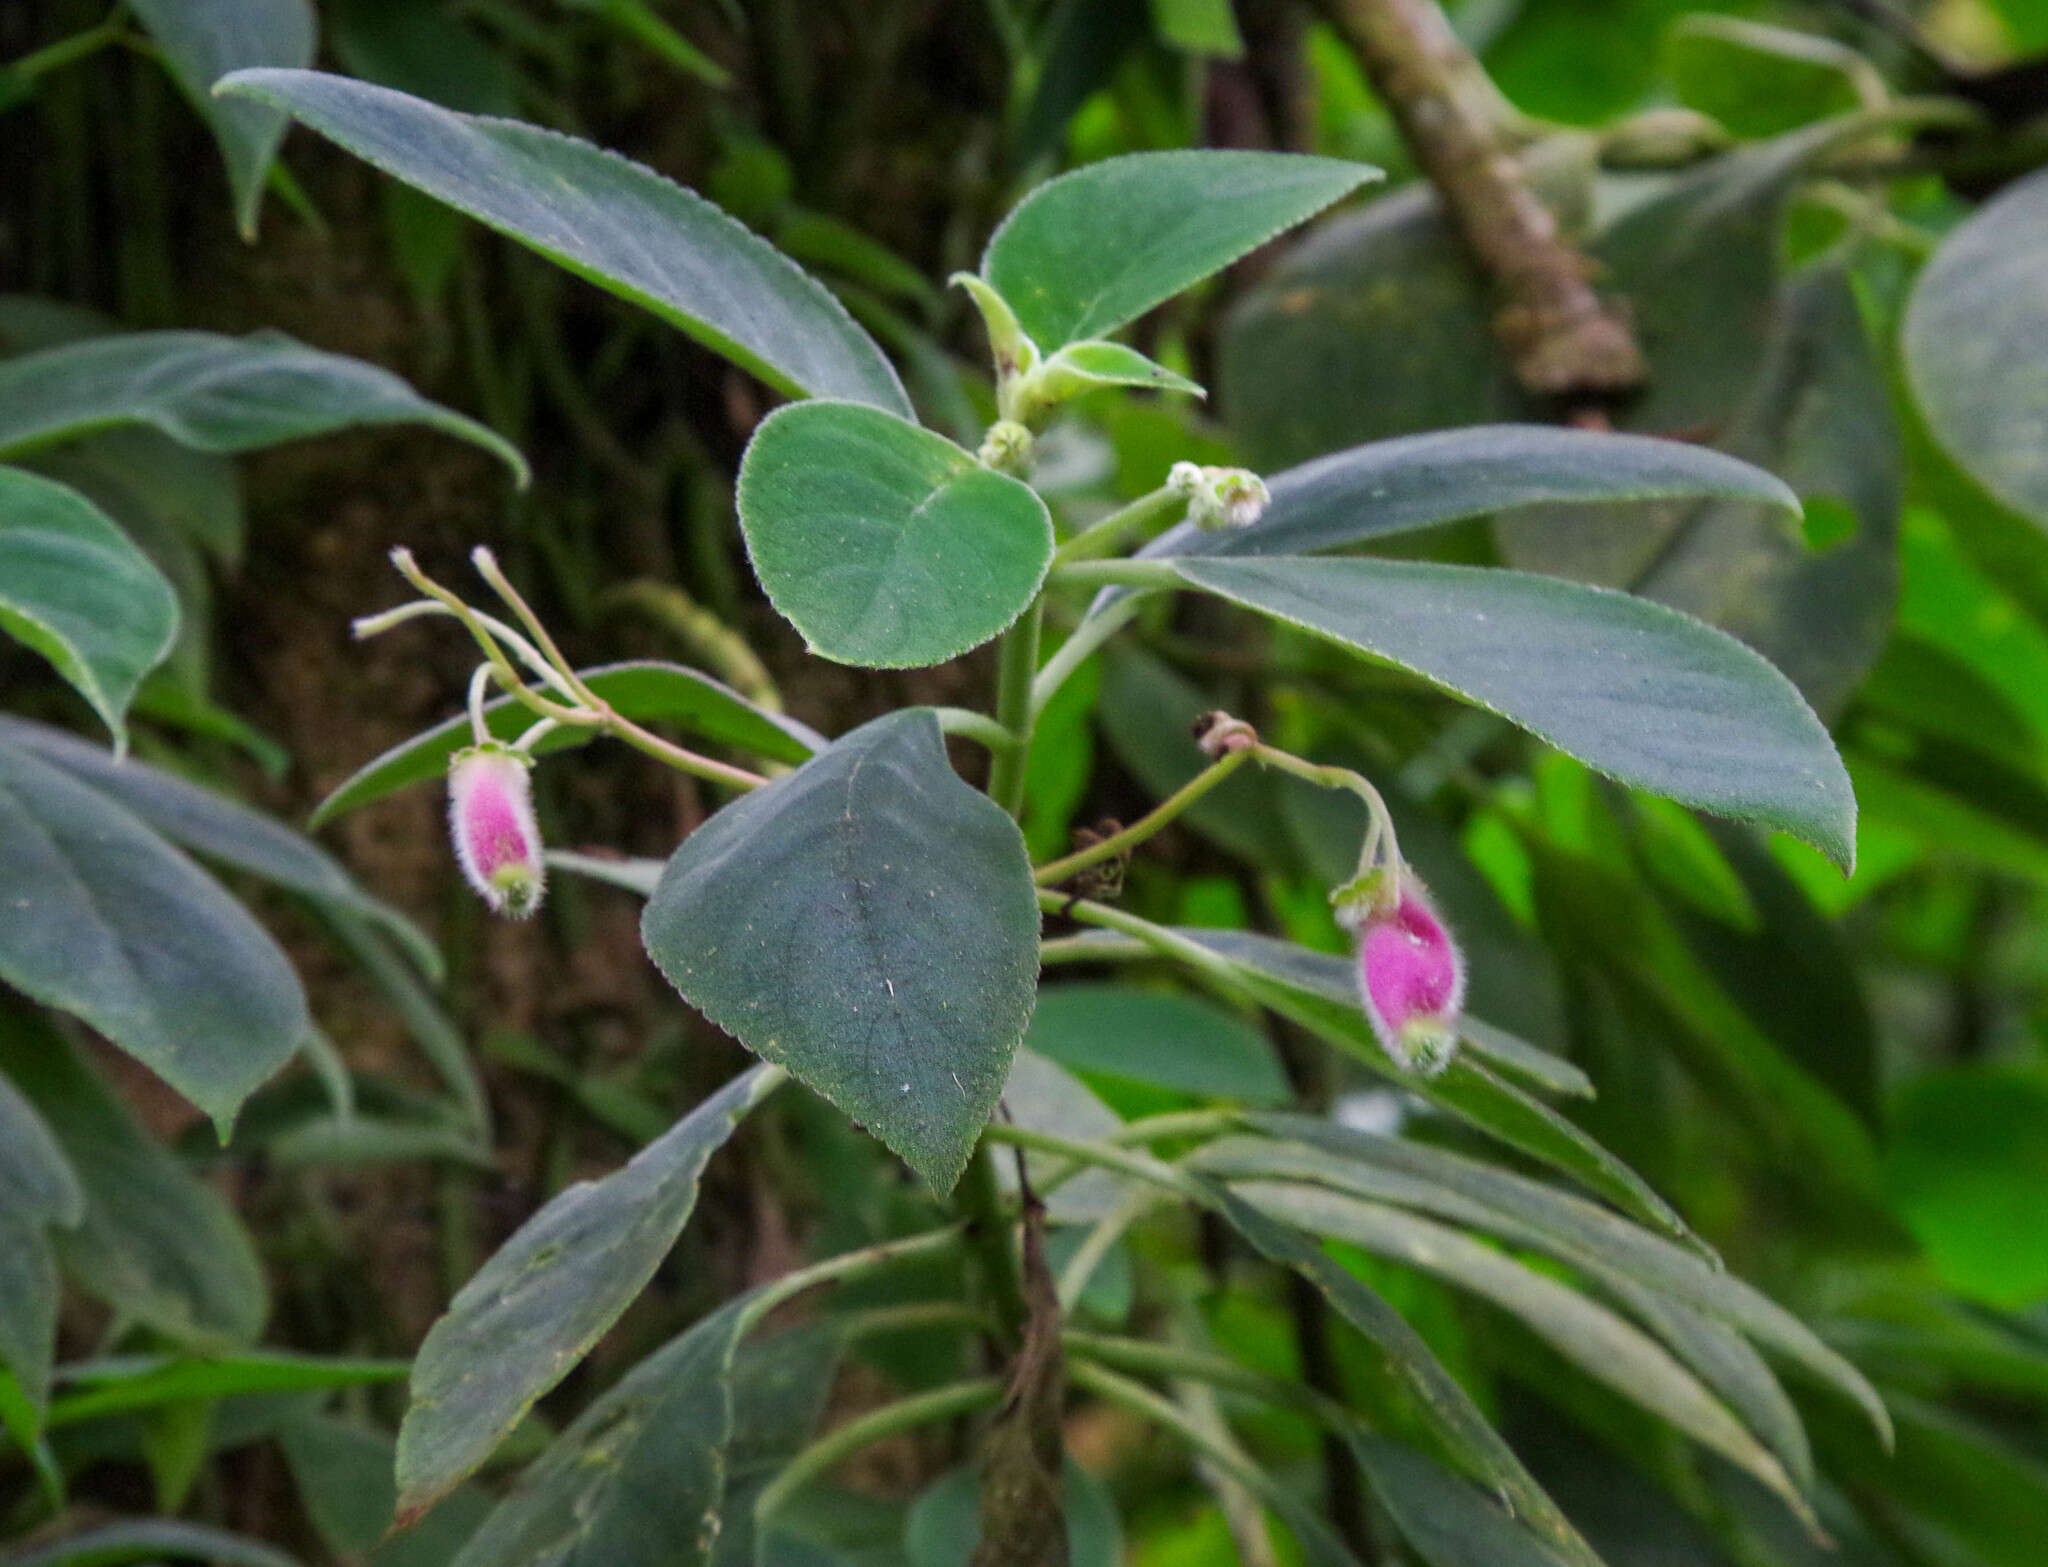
737, 401, 1052, 667
215, 70, 910, 415
642, 711, 1040, 1191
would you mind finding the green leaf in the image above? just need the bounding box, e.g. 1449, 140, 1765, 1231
0, 1009, 268, 1349
0, 717, 435, 975
1164, 424, 1799, 559
737, 401, 1052, 667
1148, 0, 1245, 56
0, 739, 307, 1132
1163, 555, 1856, 868
1501, 266, 1901, 720
213, 70, 910, 415
1199, 1116, 1890, 1443
1886, 1066, 2048, 1311
642, 710, 1040, 1192
313, 661, 819, 829
1039, 340, 1206, 399
395, 1065, 781, 1520
47, 1351, 408, 1429
126, 0, 314, 237
0, 1520, 300, 1567
982, 151, 1379, 350
0, 1210, 59, 1419
1904, 165, 2048, 531
0, 467, 179, 746
0, 329, 524, 480
1025, 983, 1289, 1104
1233, 1182, 1814, 1522
1350, 1436, 1578, 1567
449, 1294, 758, 1567
999, 1047, 1126, 1223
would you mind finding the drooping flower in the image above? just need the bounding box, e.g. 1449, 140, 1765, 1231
1339, 872, 1464, 1075
448, 741, 545, 918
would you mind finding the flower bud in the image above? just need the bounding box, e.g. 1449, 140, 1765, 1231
1168, 462, 1269, 530
448, 742, 545, 918
1339, 873, 1464, 1075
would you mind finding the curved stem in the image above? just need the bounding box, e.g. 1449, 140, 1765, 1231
1056, 1186, 1160, 1309
1033, 749, 1250, 886
936, 706, 1022, 752
1028, 594, 1146, 720
751, 1378, 1004, 1524
737, 1226, 967, 1340
1050, 486, 1182, 566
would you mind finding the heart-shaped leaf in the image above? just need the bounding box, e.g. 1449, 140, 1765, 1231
0, 467, 179, 747
642, 710, 1040, 1190
216, 70, 910, 416
0, 330, 525, 482
0, 738, 308, 1133
982, 150, 1379, 349
126, 0, 313, 237
738, 401, 1052, 668
1164, 555, 1856, 868
1904, 165, 2048, 530
395, 1065, 782, 1521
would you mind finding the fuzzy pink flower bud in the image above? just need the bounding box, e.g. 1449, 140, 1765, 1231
1341, 873, 1464, 1075
448, 742, 545, 918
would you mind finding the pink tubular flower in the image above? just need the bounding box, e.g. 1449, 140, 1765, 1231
448, 742, 545, 918
1343, 873, 1464, 1076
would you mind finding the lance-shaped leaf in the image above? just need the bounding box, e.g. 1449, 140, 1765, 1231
0, 330, 525, 481
737, 401, 1053, 667
126, 0, 314, 238
1144, 424, 1800, 560
311, 661, 822, 828
641, 710, 1041, 1191
0, 1010, 268, 1350
216, 70, 911, 416
0, 1072, 83, 1417
1351, 1437, 1579, 1567
981, 150, 1378, 350
0, 716, 435, 974
1157, 555, 1856, 868
0, 739, 308, 1133
0, 468, 178, 747
1903, 165, 2048, 530
395, 1064, 782, 1520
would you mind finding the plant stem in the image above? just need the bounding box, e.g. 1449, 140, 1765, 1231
1029, 595, 1145, 720
1048, 558, 1184, 591
751, 1378, 1004, 1524
936, 706, 1022, 752
986, 600, 1043, 814
737, 1225, 967, 1337
984, 1121, 1195, 1199
1033, 749, 1250, 886
1055, 1187, 1159, 1308
2, 16, 123, 90
1039, 892, 1256, 1003
955, 1140, 1030, 1344
1050, 486, 1183, 565
1063, 1332, 1352, 1428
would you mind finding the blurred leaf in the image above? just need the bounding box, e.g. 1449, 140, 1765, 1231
1148, 0, 1243, 57
1016, 0, 1151, 165
0, 1519, 300, 1567
643, 711, 1040, 1193
0, 468, 178, 746
1351, 1435, 1577, 1567
998, 1047, 1127, 1223
983, 151, 1378, 350
706, 1326, 847, 1567
280, 1415, 493, 1567
215, 71, 911, 416
333, 0, 517, 114
1664, 18, 1866, 139
1025, 983, 1290, 1103
0, 717, 436, 976
903, 1455, 1121, 1567
0, 1072, 81, 1413
125, 0, 314, 237
394, 1064, 781, 1521
736, 402, 1051, 667
48, 1352, 407, 1429
0, 1009, 267, 1350
0, 330, 525, 481
313, 661, 821, 827
1887, 1067, 2048, 1311
1904, 165, 2048, 529
1162, 555, 1857, 867
0, 739, 307, 1132
1238, 1182, 1814, 1521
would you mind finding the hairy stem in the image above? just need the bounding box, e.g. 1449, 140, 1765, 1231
751, 1378, 1004, 1524
1034, 749, 1249, 886
986, 600, 1044, 814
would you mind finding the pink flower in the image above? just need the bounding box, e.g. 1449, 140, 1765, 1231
448, 742, 545, 918
1346, 874, 1464, 1075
